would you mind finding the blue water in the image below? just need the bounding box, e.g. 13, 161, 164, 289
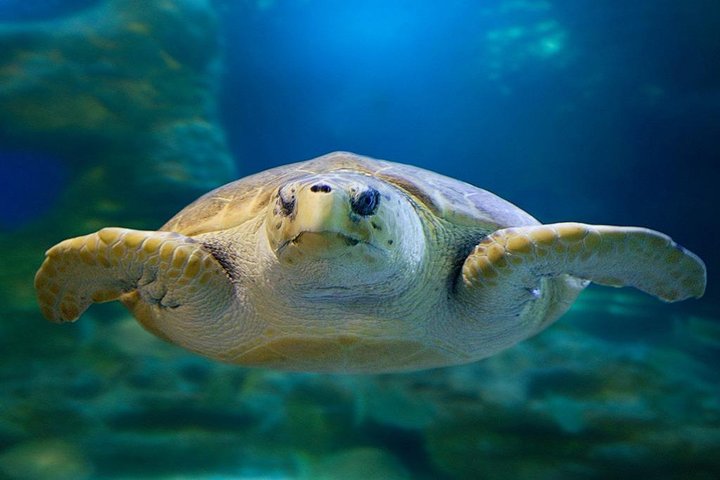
0, 1, 718, 478
0, 0, 99, 22
0, 150, 66, 230
220, 0, 719, 301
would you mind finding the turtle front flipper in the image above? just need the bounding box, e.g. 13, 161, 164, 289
34, 228, 234, 323
460, 222, 706, 311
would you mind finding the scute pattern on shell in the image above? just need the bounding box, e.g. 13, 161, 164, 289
160, 152, 539, 236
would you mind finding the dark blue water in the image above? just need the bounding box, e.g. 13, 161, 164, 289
0, 0, 99, 22
0, 1, 718, 478
0, 150, 66, 230
2, 0, 717, 297
220, 0, 720, 300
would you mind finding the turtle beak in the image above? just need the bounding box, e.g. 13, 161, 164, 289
268, 181, 382, 262
292, 184, 347, 233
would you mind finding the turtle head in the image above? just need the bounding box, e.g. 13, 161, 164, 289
264, 173, 425, 292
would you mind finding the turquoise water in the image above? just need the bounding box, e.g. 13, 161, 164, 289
1, 1, 719, 478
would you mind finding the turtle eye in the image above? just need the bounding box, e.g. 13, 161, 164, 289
350, 188, 380, 216
277, 187, 296, 216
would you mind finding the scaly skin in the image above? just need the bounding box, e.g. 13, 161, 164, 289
34, 228, 233, 323
461, 222, 706, 302
448, 222, 706, 361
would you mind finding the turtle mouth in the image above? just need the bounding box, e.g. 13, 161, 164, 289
276, 230, 371, 255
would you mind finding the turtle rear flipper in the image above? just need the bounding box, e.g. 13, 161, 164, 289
34, 228, 234, 323
460, 222, 706, 312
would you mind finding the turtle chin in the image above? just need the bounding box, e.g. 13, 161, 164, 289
271, 229, 394, 295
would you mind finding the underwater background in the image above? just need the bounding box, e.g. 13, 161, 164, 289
0, 0, 719, 478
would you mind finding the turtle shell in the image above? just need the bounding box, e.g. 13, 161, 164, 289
161, 151, 539, 236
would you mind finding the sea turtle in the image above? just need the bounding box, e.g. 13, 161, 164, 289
34, 152, 706, 373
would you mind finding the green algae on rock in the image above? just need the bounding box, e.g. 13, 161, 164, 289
0, 439, 93, 480
0, 0, 235, 218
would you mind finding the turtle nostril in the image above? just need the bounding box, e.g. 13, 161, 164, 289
310, 183, 332, 193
